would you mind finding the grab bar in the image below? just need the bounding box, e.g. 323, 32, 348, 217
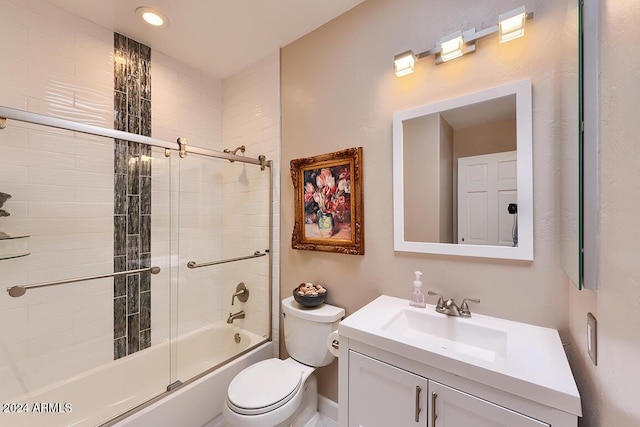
187, 250, 268, 269
6, 266, 161, 298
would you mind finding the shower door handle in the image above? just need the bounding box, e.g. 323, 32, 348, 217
187, 250, 268, 269
6, 266, 161, 298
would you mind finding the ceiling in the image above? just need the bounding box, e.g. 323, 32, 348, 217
44, 0, 367, 79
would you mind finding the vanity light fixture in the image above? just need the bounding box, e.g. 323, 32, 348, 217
394, 50, 416, 77
136, 7, 169, 28
498, 6, 527, 43
439, 32, 464, 62
393, 5, 532, 76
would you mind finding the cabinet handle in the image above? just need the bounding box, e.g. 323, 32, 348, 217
431, 392, 438, 426
415, 385, 422, 422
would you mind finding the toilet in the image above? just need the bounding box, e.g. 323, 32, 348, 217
223, 296, 345, 427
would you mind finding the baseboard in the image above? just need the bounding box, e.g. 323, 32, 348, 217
203, 414, 224, 427
317, 394, 338, 423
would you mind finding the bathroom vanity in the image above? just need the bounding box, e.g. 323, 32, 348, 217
338, 295, 581, 426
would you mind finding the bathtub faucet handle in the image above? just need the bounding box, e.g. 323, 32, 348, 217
231, 282, 249, 306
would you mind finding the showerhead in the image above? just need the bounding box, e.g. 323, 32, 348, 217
223, 145, 246, 156
223, 145, 246, 163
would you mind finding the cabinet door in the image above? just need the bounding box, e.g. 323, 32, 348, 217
428, 381, 549, 427
349, 351, 428, 427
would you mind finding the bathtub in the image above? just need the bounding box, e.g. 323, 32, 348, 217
2, 323, 271, 427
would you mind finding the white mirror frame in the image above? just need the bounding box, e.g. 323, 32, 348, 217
393, 79, 533, 260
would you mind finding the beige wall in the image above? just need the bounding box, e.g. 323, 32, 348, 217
402, 113, 445, 242
439, 117, 454, 243
281, 0, 574, 401
567, 1, 640, 426
453, 118, 516, 158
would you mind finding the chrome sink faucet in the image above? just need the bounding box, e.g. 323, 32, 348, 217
427, 291, 480, 317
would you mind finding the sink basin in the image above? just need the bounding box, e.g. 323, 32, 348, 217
338, 295, 582, 418
381, 308, 507, 362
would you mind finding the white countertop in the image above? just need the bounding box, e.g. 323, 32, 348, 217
339, 295, 581, 417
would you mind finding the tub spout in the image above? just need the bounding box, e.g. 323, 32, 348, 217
227, 310, 245, 324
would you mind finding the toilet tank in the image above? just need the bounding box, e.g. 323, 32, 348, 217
281, 296, 345, 367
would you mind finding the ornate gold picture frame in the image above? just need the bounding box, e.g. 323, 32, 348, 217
290, 147, 364, 255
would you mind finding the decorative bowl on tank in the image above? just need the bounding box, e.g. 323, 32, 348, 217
293, 282, 328, 307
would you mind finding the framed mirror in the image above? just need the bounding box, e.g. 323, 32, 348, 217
393, 79, 533, 260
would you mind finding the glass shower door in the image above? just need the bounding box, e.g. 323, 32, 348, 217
0, 120, 173, 426
174, 151, 271, 384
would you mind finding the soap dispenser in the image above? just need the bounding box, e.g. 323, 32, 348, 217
409, 271, 426, 308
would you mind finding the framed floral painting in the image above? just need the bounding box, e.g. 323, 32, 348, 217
290, 147, 364, 255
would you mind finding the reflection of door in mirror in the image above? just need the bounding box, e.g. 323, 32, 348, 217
458, 152, 517, 247
402, 95, 517, 245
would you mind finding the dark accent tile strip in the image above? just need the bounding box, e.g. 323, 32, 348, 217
140, 329, 151, 351
140, 215, 151, 253
114, 50, 127, 93
140, 62, 151, 101
128, 115, 140, 137
140, 178, 151, 212
114, 296, 126, 338
127, 76, 140, 117
114, 140, 128, 174
127, 195, 140, 235
114, 174, 127, 215
139, 43, 151, 62
127, 274, 140, 314
126, 234, 140, 270
127, 40, 140, 77
114, 92, 127, 131
114, 216, 126, 256
114, 33, 152, 360
127, 314, 140, 355
114, 337, 127, 359
140, 291, 151, 330
114, 256, 127, 297
140, 99, 151, 136
114, 33, 128, 51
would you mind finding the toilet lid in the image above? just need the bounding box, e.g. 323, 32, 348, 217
227, 359, 303, 415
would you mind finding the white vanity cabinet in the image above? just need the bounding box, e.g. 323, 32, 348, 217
348, 351, 428, 426
347, 350, 550, 427
338, 296, 581, 427
428, 380, 549, 427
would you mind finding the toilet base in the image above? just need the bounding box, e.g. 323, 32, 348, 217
223, 372, 318, 427
291, 374, 318, 427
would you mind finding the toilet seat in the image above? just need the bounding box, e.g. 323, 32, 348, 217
226, 359, 303, 416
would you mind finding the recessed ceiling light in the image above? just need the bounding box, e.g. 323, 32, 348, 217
135, 7, 169, 28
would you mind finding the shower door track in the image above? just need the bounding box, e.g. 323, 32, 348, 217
0, 106, 269, 167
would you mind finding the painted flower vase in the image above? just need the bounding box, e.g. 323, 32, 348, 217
317, 211, 334, 238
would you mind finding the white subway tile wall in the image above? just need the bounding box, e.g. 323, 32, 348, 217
0, 0, 115, 400
151, 51, 223, 151
153, 49, 281, 355
151, 51, 226, 344
222, 52, 281, 355
0, 0, 281, 414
